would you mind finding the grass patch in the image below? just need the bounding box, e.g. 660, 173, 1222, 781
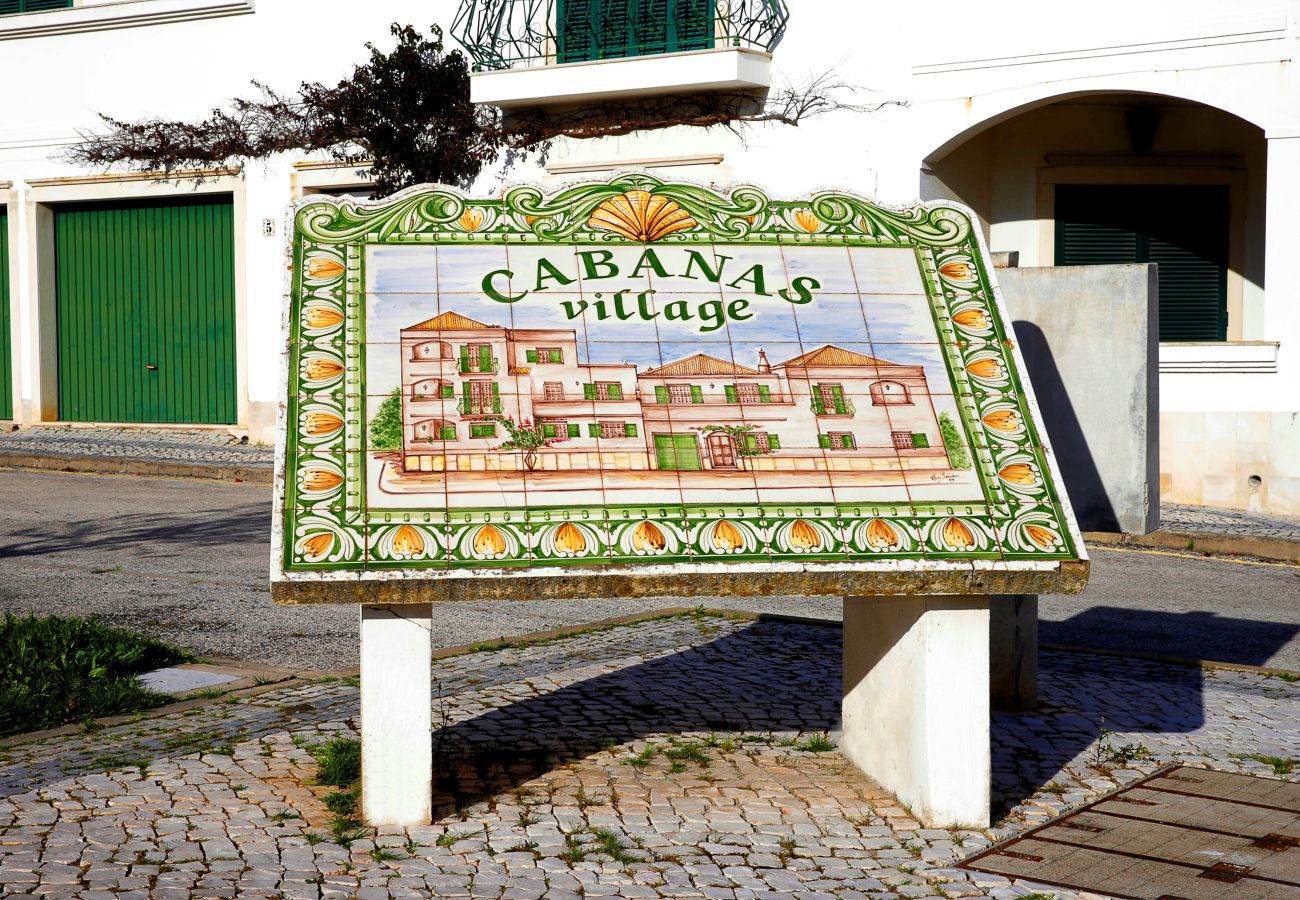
0, 613, 192, 737
796, 733, 836, 752
1243, 754, 1298, 775
310, 737, 361, 787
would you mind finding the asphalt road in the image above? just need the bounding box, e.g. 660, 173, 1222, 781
2, 468, 1299, 672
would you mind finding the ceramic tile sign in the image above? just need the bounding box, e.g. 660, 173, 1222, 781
272, 175, 1088, 603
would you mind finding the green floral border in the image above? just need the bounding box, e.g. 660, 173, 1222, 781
280, 174, 1079, 574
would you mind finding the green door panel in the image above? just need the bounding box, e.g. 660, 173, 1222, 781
653, 433, 700, 470
54, 196, 236, 424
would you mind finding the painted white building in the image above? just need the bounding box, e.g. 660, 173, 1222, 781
3, 0, 1298, 515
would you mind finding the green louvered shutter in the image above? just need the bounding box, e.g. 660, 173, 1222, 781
462, 382, 471, 413
0, 207, 9, 419
491, 381, 501, 412
526, 349, 538, 363
758, 385, 771, 403
689, 384, 703, 403
607, 383, 622, 400
583, 383, 597, 400
479, 345, 493, 372
724, 385, 737, 403
1055, 184, 1228, 341
588, 423, 600, 437
440, 384, 454, 399
654, 385, 668, 403
669, 0, 714, 51
768, 434, 781, 449
459, 345, 470, 372
557, 0, 596, 62
568, 423, 581, 438
830, 385, 846, 414
818, 434, 831, 449
54, 196, 234, 423
597, 0, 632, 58
624, 422, 637, 437
440, 425, 456, 440
542, 423, 557, 438
0, 1, 75, 12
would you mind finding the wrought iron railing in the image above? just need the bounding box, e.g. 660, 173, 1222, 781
452, 0, 789, 71
811, 396, 854, 416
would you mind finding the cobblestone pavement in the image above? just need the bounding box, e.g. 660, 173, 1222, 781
1161, 502, 1300, 542
3, 614, 1298, 899
0, 427, 273, 467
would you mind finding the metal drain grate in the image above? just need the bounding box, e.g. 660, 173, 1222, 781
960, 766, 1300, 898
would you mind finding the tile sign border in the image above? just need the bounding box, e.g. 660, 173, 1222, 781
271, 174, 1087, 601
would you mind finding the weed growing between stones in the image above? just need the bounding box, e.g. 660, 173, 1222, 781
1236, 753, 1299, 775
302, 736, 368, 847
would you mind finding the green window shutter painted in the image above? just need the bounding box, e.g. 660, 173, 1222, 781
830, 385, 846, 413
654, 385, 669, 403
0, 207, 9, 420
554, 349, 564, 363
479, 345, 492, 371
624, 422, 638, 437
583, 383, 596, 400
440, 425, 456, 440
0, 1, 74, 12
758, 385, 771, 403
542, 423, 557, 438
491, 381, 501, 412
742, 433, 756, 451
912, 433, 929, 448
607, 383, 622, 400
568, 422, 581, 438
812, 393, 825, 414
768, 434, 781, 450
844, 434, 857, 449
470, 423, 495, 438
588, 423, 600, 437
1055, 184, 1228, 341
54, 196, 235, 424
459, 345, 470, 371
526, 349, 538, 363
818, 434, 831, 449
724, 385, 737, 403
690, 384, 703, 403
440, 384, 454, 399
462, 382, 471, 412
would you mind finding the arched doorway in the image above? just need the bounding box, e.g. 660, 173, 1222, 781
921, 92, 1265, 343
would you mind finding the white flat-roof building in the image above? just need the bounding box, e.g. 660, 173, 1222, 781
3, 0, 1298, 514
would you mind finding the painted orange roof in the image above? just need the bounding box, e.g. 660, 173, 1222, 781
778, 345, 894, 368
404, 311, 495, 331
640, 353, 759, 377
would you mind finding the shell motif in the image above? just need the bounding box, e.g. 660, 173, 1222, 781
941, 517, 975, 549
305, 257, 345, 279
588, 191, 695, 241
982, 410, 1020, 432
966, 358, 1002, 380
555, 522, 587, 554
938, 260, 976, 282
711, 520, 744, 551
391, 525, 425, 558
458, 208, 485, 232
793, 209, 820, 233
305, 307, 344, 329
302, 469, 343, 492
865, 518, 899, 549
304, 358, 344, 381
473, 524, 506, 557
304, 412, 344, 436
633, 520, 666, 552
300, 532, 334, 560
789, 520, 821, 550
999, 463, 1037, 486
951, 308, 988, 329
1025, 524, 1058, 549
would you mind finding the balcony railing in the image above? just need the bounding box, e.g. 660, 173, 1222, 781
458, 358, 499, 374
452, 0, 789, 71
459, 397, 505, 415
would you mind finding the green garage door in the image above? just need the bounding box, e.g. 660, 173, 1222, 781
0, 207, 10, 420
54, 196, 235, 423
653, 433, 701, 470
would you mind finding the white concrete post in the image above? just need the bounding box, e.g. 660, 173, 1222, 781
1263, 133, 1300, 351
841, 595, 991, 828
360, 603, 433, 827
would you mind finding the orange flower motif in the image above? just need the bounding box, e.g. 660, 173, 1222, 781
982, 410, 1020, 432
304, 412, 344, 436
789, 520, 821, 550
999, 464, 1037, 485
866, 518, 898, 549
555, 522, 586, 554
633, 521, 666, 552
392, 525, 424, 557
793, 210, 820, 233
306, 257, 345, 279
302, 469, 342, 491
712, 520, 744, 551
952, 308, 988, 328
942, 518, 975, 549
304, 358, 344, 380
474, 524, 506, 556
966, 358, 1002, 379
305, 307, 344, 329
301, 532, 334, 559
1025, 525, 1057, 548
458, 208, 485, 232
938, 260, 976, 281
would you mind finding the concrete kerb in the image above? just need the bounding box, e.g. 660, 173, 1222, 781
0, 450, 273, 483
1086, 528, 1300, 564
